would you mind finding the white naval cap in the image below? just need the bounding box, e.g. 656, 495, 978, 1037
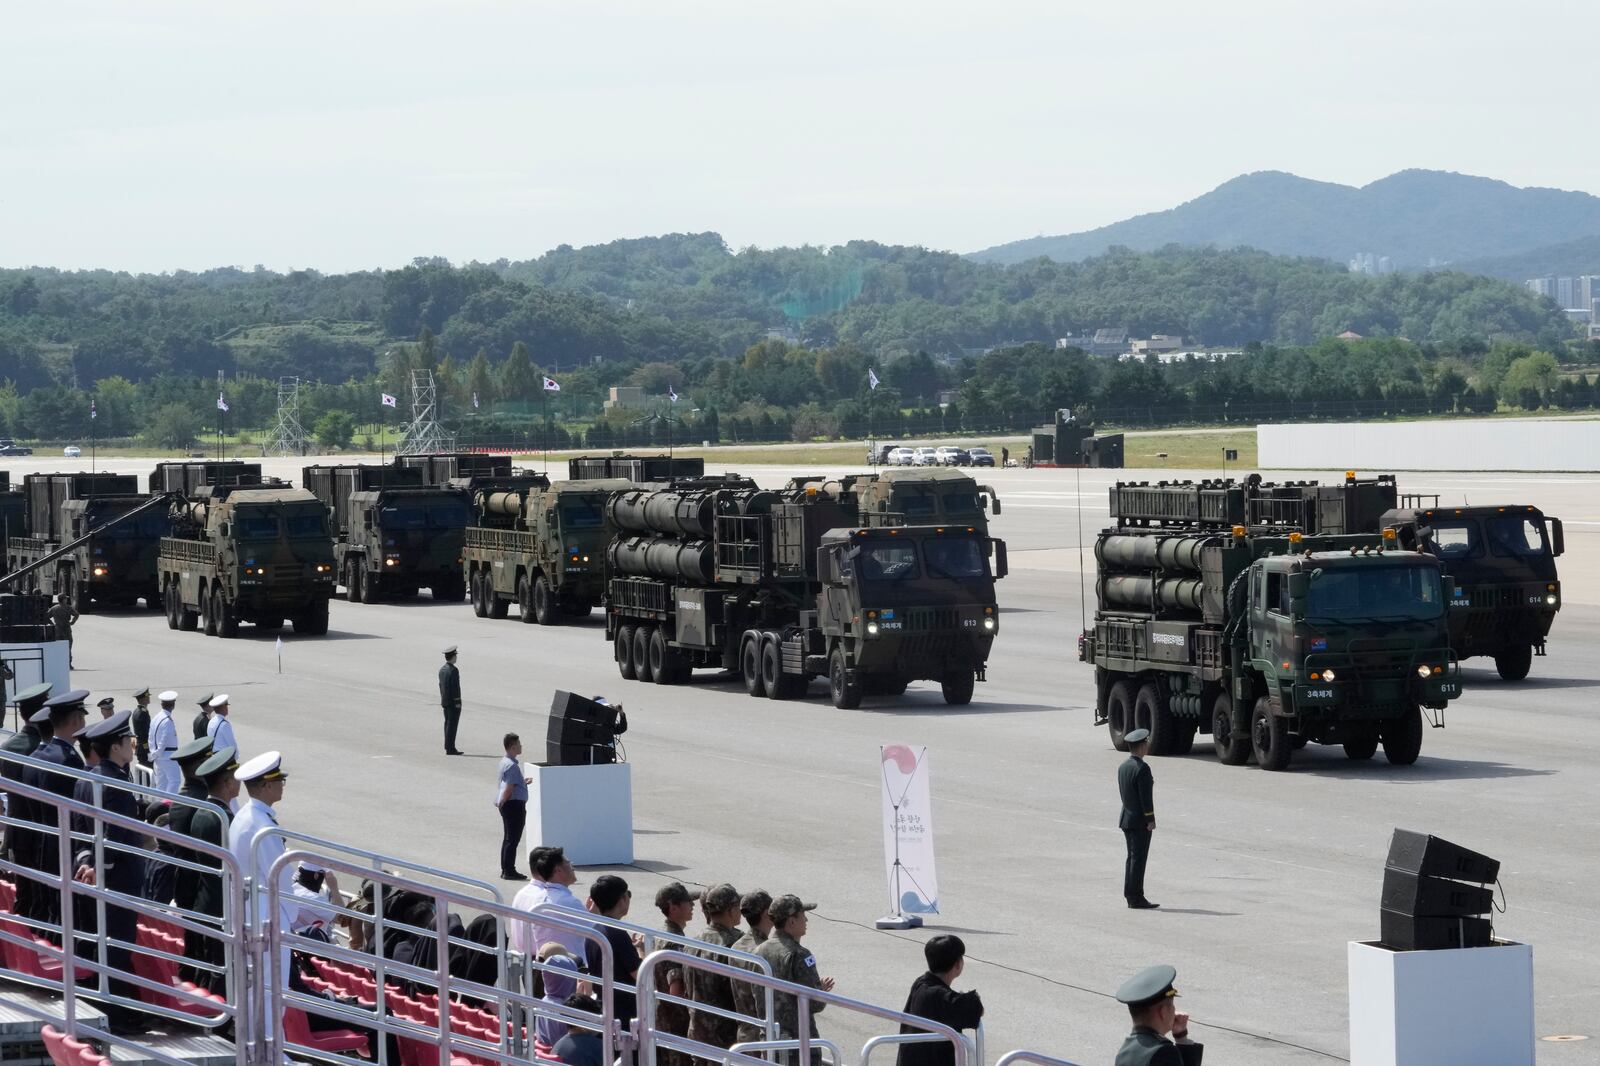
236, 750, 287, 783
158, 690, 179, 703
208, 693, 230, 708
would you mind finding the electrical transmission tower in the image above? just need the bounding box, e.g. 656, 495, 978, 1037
267, 376, 307, 456
397, 369, 454, 455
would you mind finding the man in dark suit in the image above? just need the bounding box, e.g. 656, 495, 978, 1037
21, 690, 90, 925
183, 745, 238, 995
439, 646, 462, 755
1114, 964, 1202, 1065
1117, 727, 1158, 909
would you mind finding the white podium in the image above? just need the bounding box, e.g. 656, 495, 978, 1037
527, 762, 633, 865
1348, 939, 1533, 1066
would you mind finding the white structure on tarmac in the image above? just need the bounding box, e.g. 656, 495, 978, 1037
1259, 418, 1600, 472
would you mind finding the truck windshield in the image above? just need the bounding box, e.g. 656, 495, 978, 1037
1485, 516, 1548, 558
94, 512, 169, 538
559, 499, 606, 530
857, 542, 919, 582
379, 506, 426, 531
1305, 564, 1444, 621
941, 492, 981, 516
923, 538, 989, 579
235, 511, 279, 538
1425, 521, 1478, 559
898, 495, 935, 519
285, 512, 327, 538
427, 501, 471, 529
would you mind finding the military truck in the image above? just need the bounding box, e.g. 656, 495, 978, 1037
1079, 476, 1462, 770
303, 464, 470, 603
158, 479, 336, 637
1381, 502, 1564, 681
463, 478, 631, 623
569, 454, 706, 481
603, 477, 1007, 707
0, 475, 27, 581
393, 452, 514, 486
789, 468, 1001, 535
5, 472, 167, 610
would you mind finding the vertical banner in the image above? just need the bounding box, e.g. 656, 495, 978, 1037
880, 744, 939, 915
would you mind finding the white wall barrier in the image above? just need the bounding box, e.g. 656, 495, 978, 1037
1258, 419, 1600, 472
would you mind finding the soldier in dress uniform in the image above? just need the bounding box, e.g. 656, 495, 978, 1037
183, 745, 238, 993
439, 647, 462, 755
755, 895, 835, 1066
149, 691, 183, 794
205, 694, 237, 753
688, 882, 744, 1058
21, 690, 89, 924
1113, 964, 1202, 1065
128, 687, 152, 768
192, 692, 214, 740
94, 696, 116, 719
2, 685, 52, 919
160, 735, 214, 956
1117, 728, 1159, 909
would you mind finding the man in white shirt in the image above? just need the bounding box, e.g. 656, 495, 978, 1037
510, 845, 591, 957
205, 694, 237, 754
289, 861, 341, 938
228, 750, 292, 992
149, 691, 182, 793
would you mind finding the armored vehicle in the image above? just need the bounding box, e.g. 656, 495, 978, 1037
158, 480, 336, 637
603, 477, 1007, 707
1079, 475, 1462, 770
5, 473, 166, 610
303, 464, 470, 603
464, 478, 630, 623
789, 467, 1001, 535
1382, 503, 1563, 681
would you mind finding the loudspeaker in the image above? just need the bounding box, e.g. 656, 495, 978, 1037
1380, 868, 1494, 917
546, 690, 618, 766
1379, 911, 1493, 951
1385, 829, 1499, 884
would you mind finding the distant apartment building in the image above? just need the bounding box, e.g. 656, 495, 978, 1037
1524, 275, 1600, 310
1349, 252, 1394, 275
1526, 277, 1556, 299
602, 386, 648, 411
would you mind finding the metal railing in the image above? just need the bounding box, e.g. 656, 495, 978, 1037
994, 1050, 1086, 1066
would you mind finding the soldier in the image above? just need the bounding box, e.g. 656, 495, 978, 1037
439, 646, 462, 755
688, 882, 743, 1058
1118, 728, 1159, 909
730, 890, 773, 1048
2, 685, 52, 920
94, 696, 116, 719
755, 895, 834, 1066
70, 711, 150, 1032
46, 594, 78, 666
192, 692, 214, 740
160, 735, 215, 947
21, 690, 89, 924
228, 751, 292, 991
1113, 964, 1202, 1065
149, 690, 183, 793
184, 745, 238, 994
128, 687, 152, 767
205, 694, 237, 753
653, 882, 696, 1066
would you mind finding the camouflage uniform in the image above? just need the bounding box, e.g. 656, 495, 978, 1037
755, 932, 826, 1066
688, 922, 743, 1056
655, 920, 693, 1066
730, 927, 770, 1047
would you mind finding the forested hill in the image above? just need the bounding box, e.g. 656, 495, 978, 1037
969, 170, 1600, 269
0, 237, 1573, 392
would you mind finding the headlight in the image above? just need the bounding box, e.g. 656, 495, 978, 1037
91, 566, 108, 577
385, 557, 398, 567
866, 622, 880, 636
1322, 667, 1336, 682
313, 564, 329, 573
1546, 594, 1558, 605
982, 617, 996, 631
1416, 665, 1432, 679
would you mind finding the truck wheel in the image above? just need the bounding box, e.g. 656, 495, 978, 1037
1381, 703, 1423, 766
215, 589, 239, 638
470, 571, 489, 618
616, 625, 637, 680
1494, 644, 1532, 682
1211, 693, 1249, 765
487, 580, 509, 619
294, 598, 330, 636
761, 639, 790, 700
940, 670, 976, 706
178, 588, 199, 632
516, 574, 537, 624
829, 647, 862, 709
345, 562, 360, 603
164, 584, 180, 630
67, 570, 89, 614
1344, 725, 1380, 760
533, 575, 558, 626
201, 587, 218, 636
1250, 696, 1292, 771
1106, 680, 1136, 752
650, 629, 683, 686
1169, 720, 1198, 755
633, 626, 655, 683
1136, 683, 1175, 755
740, 635, 766, 698
360, 568, 381, 605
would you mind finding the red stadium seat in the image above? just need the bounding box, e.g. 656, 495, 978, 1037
40, 1025, 69, 1066
282, 1007, 370, 1056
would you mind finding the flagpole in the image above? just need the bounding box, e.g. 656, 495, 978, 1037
541, 388, 548, 473
90, 402, 96, 474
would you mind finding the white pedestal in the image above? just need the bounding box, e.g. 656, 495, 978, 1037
528, 762, 633, 865
1348, 939, 1533, 1066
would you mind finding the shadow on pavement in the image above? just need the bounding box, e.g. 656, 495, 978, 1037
863, 700, 1061, 716
1292, 753, 1555, 782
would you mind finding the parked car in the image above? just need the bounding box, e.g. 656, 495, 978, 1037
968, 447, 996, 467
0, 439, 33, 456
885, 447, 916, 466
910, 447, 939, 466
868, 442, 900, 465
63, 445, 82, 458
934, 446, 969, 466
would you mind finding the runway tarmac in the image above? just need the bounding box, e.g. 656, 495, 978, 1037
12, 457, 1600, 1063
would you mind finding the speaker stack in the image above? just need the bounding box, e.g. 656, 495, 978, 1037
1380, 829, 1499, 951
546, 690, 620, 766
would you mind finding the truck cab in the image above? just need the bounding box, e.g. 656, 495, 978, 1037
345, 487, 472, 602
1384, 504, 1562, 680
62, 497, 170, 609
811, 468, 1001, 533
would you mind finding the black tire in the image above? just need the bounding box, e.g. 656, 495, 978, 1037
164, 583, 179, 631
1250, 696, 1292, 771
1136, 682, 1176, 755
1106, 680, 1136, 752
1343, 725, 1380, 761
1381, 703, 1424, 766
941, 669, 975, 706
345, 562, 360, 604
741, 635, 766, 698
829, 647, 862, 709
470, 571, 489, 618
201, 586, 217, 636
177, 586, 199, 632
516, 574, 536, 624
632, 625, 655, 683
616, 625, 637, 680
761, 639, 790, 700
1494, 644, 1532, 682
649, 628, 676, 686
532, 575, 558, 626
1211, 692, 1249, 765
1169, 719, 1198, 755
487, 580, 508, 619
294, 598, 330, 636
360, 566, 381, 605
215, 588, 239, 638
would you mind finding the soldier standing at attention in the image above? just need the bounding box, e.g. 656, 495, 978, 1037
183, 746, 239, 994
149, 691, 182, 793
205, 694, 237, 753
755, 895, 834, 1065
1118, 727, 1159, 909
1114, 964, 1202, 1065
192, 692, 214, 740
439, 646, 462, 755
47, 594, 78, 666
128, 687, 152, 767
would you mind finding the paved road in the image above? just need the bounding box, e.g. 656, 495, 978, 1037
22, 461, 1600, 1063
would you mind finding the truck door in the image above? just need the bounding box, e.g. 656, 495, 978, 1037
824, 547, 853, 635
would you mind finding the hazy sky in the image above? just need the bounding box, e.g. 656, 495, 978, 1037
5, 1, 1597, 274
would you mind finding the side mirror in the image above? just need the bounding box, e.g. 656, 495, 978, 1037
993, 539, 1008, 579
219, 522, 230, 538
1551, 518, 1564, 557
1287, 572, 1309, 600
